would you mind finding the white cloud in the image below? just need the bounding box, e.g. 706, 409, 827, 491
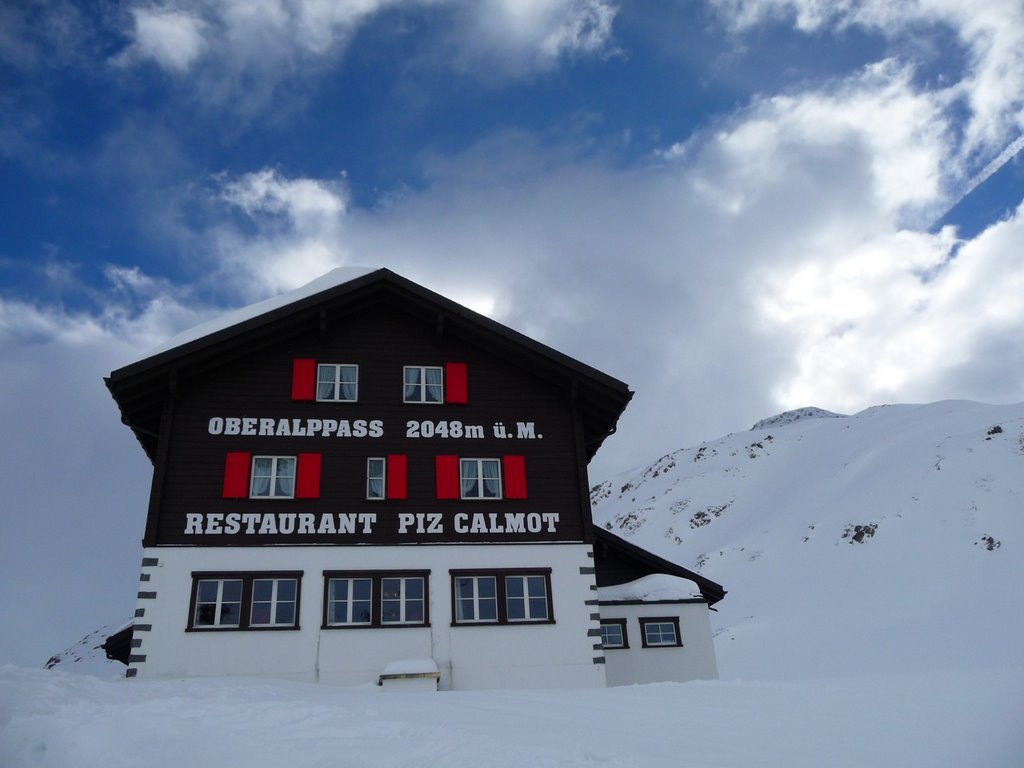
761, 203, 1024, 410
711, 0, 1024, 189
115, 0, 618, 101
124, 6, 208, 72
214, 169, 353, 297
451, 0, 617, 75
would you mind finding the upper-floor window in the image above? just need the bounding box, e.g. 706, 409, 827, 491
460, 458, 502, 499
223, 452, 321, 500
366, 455, 407, 500
435, 455, 527, 500
404, 366, 443, 403
317, 364, 358, 402
250, 456, 296, 498
366, 458, 386, 500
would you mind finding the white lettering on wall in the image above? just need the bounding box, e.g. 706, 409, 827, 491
182, 512, 557, 537
208, 417, 385, 438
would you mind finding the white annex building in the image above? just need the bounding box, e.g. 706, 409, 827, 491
104, 268, 725, 690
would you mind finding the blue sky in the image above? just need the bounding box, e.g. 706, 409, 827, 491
2, 0, 1023, 667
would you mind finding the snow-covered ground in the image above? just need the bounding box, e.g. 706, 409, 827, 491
3, 400, 1023, 766
3, 665, 1022, 768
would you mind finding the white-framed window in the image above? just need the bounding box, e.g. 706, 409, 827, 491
249, 578, 298, 627
325, 577, 373, 626
323, 572, 429, 628
366, 457, 386, 500
504, 575, 548, 621
403, 365, 443, 403
250, 456, 296, 498
381, 577, 425, 624
189, 572, 302, 631
599, 619, 629, 649
193, 578, 243, 628
453, 575, 498, 623
451, 569, 553, 625
317, 364, 358, 402
460, 458, 502, 499
639, 617, 682, 648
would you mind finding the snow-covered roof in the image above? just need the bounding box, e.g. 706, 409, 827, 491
145, 267, 377, 359
597, 574, 704, 603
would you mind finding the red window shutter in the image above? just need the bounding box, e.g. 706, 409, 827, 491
503, 455, 527, 499
223, 452, 251, 498
436, 455, 461, 499
291, 358, 316, 401
445, 362, 468, 404
386, 454, 407, 500
295, 453, 322, 499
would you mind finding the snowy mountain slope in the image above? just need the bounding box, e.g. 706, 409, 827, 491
591, 400, 1024, 680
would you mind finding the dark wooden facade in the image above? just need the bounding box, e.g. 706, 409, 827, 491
107, 270, 636, 548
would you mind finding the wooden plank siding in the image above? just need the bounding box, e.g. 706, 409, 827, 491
149, 305, 591, 546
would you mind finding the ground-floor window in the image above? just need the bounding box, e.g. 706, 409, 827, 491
599, 618, 629, 649
322, 571, 429, 628
450, 569, 553, 625
639, 616, 682, 647
188, 572, 302, 631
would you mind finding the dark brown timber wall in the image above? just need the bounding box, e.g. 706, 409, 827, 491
149, 304, 590, 546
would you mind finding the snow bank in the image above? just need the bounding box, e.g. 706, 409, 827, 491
2, 665, 1021, 768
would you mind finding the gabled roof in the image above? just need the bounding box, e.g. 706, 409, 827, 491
106, 268, 633, 463
593, 527, 726, 606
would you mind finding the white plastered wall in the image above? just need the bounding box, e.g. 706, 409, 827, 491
130, 543, 607, 691
599, 601, 719, 686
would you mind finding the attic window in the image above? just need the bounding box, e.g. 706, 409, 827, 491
403, 363, 468, 404
404, 366, 443, 403
317, 364, 358, 402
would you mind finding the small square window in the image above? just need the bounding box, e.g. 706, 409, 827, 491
403, 366, 443, 403
250, 578, 298, 627
381, 577, 425, 624
326, 577, 373, 625
599, 619, 629, 649
454, 576, 498, 623
640, 617, 682, 648
316, 364, 358, 402
505, 575, 548, 621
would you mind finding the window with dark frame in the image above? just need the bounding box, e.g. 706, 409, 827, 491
316, 363, 359, 402
639, 616, 683, 648
599, 618, 629, 649
322, 571, 430, 628
188, 572, 302, 631
450, 569, 553, 626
